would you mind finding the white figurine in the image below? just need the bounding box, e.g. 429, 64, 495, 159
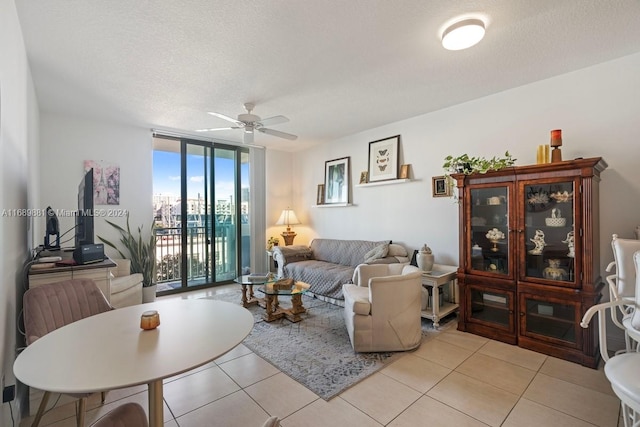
529, 229, 546, 255
562, 231, 575, 258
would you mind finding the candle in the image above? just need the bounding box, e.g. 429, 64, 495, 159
543, 144, 550, 163
536, 145, 543, 164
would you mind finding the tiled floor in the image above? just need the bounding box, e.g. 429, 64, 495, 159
19, 285, 622, 427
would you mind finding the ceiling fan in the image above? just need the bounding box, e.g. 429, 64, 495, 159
195, 102, 298, 145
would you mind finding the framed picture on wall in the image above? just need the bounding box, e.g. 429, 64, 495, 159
367, 135, 400, 182
399, 164, 410, 179
432, 176, 451, 197
316, 184, 325, 205
324, 157, 350, 204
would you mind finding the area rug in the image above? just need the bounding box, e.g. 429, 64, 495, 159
204, 290, 454, 400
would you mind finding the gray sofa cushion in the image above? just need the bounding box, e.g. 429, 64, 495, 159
310, 238, 390, 267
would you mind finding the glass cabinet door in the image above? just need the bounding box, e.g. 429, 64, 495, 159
519, 292, 580, 348
468, 185, 512, 277
520, 179, 579, 288
467, 285, 515, 333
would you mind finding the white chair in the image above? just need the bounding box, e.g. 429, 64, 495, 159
343, 263, 423, 352
110, 258, 143, 308
604, 235, 640, 353
581, 251, 640, 427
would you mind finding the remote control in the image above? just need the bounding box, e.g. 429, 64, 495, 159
39, 256, 62, 262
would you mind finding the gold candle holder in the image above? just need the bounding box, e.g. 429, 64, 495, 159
140, 310, 160, 330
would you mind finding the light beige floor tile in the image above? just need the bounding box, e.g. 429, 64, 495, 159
455, 352, 536, 395
339, 372, 421, 425
427, 371, 519, 427
176, 390, 272, 427
540, 356, 615, 396
102, 384, 148, 403
38, 390, 172, 426
244, 372, 318, 419
215, 343, 253, 364
435, 328, 490, 352
523, 373, 619, 427
502, 398, 602, 427
478, 339, 547, 371
164, 360, 217, 383
218, 352, 280, 388
381, 353, 451, 393
279, 397, 382, 427
162, 365, 240, 417
412, 337, 474, 369
388, 395, 489, 427
22, 391, 157, 427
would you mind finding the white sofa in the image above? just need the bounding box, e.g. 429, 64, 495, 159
342, 263, 422, 352
109, 259, 143, 308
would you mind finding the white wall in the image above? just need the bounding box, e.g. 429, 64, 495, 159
39, 113, 154, 256
291, 52, 640, 260
289, 52, 640, 349
0, 0, 40, 423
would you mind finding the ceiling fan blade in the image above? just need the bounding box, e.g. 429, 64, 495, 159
258, 115, 289, 127
194, 126, 240, 132
258, 127, 298, 140
207, 112, 244, 126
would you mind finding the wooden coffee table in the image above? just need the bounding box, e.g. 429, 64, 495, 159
234, 274, 271, 308
259, 281, 310, 322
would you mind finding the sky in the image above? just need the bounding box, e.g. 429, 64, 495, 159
153, 150, 249, 202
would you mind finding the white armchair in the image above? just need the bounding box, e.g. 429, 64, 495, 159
110, 258, 143, 308
343, 263, 423, 352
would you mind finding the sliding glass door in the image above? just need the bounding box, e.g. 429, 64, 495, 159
153, 136, 250, 294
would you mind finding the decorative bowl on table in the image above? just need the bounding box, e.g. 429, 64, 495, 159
545, 217, 567, 227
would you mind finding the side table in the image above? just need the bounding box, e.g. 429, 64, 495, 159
421, 264, 459, 328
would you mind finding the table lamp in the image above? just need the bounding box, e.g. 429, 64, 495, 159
276, 208, 300, 245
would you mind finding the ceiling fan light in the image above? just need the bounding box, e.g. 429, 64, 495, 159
442, 18, 485, 51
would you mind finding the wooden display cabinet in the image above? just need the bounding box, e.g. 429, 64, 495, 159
453, 157, 607, 367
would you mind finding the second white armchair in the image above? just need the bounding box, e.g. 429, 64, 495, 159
343, 263, 423, 352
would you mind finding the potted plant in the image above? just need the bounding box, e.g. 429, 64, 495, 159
442, 151, 516, 201
442, 151, 516, 175
267, 236, 280, 250
98, 214, 157, 302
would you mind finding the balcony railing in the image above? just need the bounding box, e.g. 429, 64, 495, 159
155, 226, 237, 286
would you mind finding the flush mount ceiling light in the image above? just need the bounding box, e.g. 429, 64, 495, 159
442, 18, 486, 50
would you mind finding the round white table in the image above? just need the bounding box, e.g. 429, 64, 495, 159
14, 299, 253, 427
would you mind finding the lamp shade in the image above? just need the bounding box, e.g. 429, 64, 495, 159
442, 18, 485, 51
276, 209, 300, 227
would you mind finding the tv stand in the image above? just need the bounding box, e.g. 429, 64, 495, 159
28, 252, 116, 302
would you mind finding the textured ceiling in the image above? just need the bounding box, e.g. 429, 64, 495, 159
15, 0, 640, 151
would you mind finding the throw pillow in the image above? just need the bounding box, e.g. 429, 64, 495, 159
387, 243, 407, 257
364, 243, 389, 263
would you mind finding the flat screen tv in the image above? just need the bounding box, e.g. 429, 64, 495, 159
75, 168, 94, 248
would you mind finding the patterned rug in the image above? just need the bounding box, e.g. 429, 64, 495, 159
204, 290, 455, 400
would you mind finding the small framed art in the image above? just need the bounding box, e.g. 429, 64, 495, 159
432, 176, 451, 197
359, 171, 368, 184
316, 184, 325, 205
368, 135, 400, 182
324, 157, 350, 204
399, 164, 410, 179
